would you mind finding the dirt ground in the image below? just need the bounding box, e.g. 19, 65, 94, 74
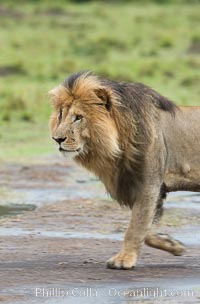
0, 155, 200, 304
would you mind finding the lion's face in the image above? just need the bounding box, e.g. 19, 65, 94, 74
50, 97, 90, 158
49, 78, 121, 160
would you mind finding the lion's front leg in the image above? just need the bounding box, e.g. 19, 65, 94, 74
107, 187, 159, 270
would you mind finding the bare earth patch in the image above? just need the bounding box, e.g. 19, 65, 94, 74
0, 156, 200, 303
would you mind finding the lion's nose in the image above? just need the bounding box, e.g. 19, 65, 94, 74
52, 137, 66, 144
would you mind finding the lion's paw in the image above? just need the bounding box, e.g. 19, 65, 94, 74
106, 251, 137, 270
157, 234, 186, 256
170, 239, 186, 256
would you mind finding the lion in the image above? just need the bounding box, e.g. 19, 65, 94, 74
49, 71, 200, 270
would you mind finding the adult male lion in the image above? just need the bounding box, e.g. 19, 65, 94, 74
49, 71, 200, 270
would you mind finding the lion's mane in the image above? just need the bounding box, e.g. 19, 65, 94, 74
52, 71, 177, 208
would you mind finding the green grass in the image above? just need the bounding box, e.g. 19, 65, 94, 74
0, 1, 200, 161
0, 120, 54, 162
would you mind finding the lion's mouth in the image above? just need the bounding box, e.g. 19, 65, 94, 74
59, 147, 81, 153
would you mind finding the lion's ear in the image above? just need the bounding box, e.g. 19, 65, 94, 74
94, 88, 111, 111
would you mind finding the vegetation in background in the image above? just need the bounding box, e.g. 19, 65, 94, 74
0, 1, 200, 161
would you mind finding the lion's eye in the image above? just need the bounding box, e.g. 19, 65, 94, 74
58, 109, 62, 123
74, 114, 83, 123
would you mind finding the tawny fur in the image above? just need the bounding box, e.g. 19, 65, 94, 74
49, 71, 200, 270
49, 71, 173, 206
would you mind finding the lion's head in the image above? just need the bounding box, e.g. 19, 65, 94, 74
49, 71, 121, 160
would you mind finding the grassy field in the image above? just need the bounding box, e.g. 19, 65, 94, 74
0, 1, 200, 161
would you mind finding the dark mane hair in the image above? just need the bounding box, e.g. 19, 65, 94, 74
63, 71, 177, 117
63, 71, 90, 90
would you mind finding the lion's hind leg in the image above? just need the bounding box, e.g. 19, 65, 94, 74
145, 232, 185, 256
145, 187, 185, 256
